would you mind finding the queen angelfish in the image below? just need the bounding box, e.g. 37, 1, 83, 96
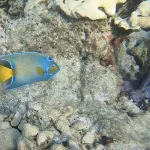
0, 52, 60, 89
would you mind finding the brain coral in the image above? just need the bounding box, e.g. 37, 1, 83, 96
50, 0, 126, 20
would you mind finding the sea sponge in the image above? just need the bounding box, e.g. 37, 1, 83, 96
50, 0, 126, 20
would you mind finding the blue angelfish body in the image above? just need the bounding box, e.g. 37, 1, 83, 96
0, 52, 60, 89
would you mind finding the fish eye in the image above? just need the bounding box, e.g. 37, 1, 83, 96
48, 63, 59, 74
47, 56, 53, 61
52, 64, 56, 67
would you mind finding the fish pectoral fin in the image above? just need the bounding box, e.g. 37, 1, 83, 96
0, 65, 13, 83
36, 66, 45, 76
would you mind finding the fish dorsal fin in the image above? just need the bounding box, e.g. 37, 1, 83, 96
0, 59, 13, 69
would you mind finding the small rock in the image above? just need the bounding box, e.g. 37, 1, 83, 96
28, 101, 42, 111
52, 144, 67, 150
22, 123, 39, 139
0, 115, 4, 121
18, 120, 27, 131
60, 134, 69, 145
0, 121, 11, 130
18, 137, 37, 150
0, 128, 21, 150
18, 138, 29, 150
56, 117, 71, 136
82, 131, 95, 144
11, 111, 22, 126
72, 121, 88, 133
96, 144, 105, 150
68, 140, 80, 150
37, 131, 54, 145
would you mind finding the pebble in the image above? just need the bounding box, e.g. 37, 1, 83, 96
68, 140, 80, 150
52, 144, 67, 150
22, 123, 39, 139
56, 117, 71, 136
37, 131, 54, 145
0, 114, 4, 121
96, 144, 105, 150
18, 138, 29, 150
18, 137, 37, 150
0, 128, 21, 150
11, 111, 22, 126
82, 131, 95, 144
18, 120, 27, 131
0, 121, 11, 130
72, 121, 88, 133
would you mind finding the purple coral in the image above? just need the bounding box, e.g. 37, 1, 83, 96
121, 81, 134, 93
121, 77, 150, 110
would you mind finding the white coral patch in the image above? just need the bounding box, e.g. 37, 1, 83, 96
51, 0, 126, 20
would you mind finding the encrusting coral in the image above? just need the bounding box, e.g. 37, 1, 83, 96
49, 0, 126, 20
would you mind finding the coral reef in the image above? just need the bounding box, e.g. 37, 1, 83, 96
0, 0, 7, 7
116, 30, 150, 110
0, 0, 150, 149
49, 0, 126, 20
116, 30, 150, 81
114, 0, 150, 30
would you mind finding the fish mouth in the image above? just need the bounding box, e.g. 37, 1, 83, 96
43, 66, 49, 77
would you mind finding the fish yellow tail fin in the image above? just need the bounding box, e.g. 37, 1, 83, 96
0, 65, 13, 83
